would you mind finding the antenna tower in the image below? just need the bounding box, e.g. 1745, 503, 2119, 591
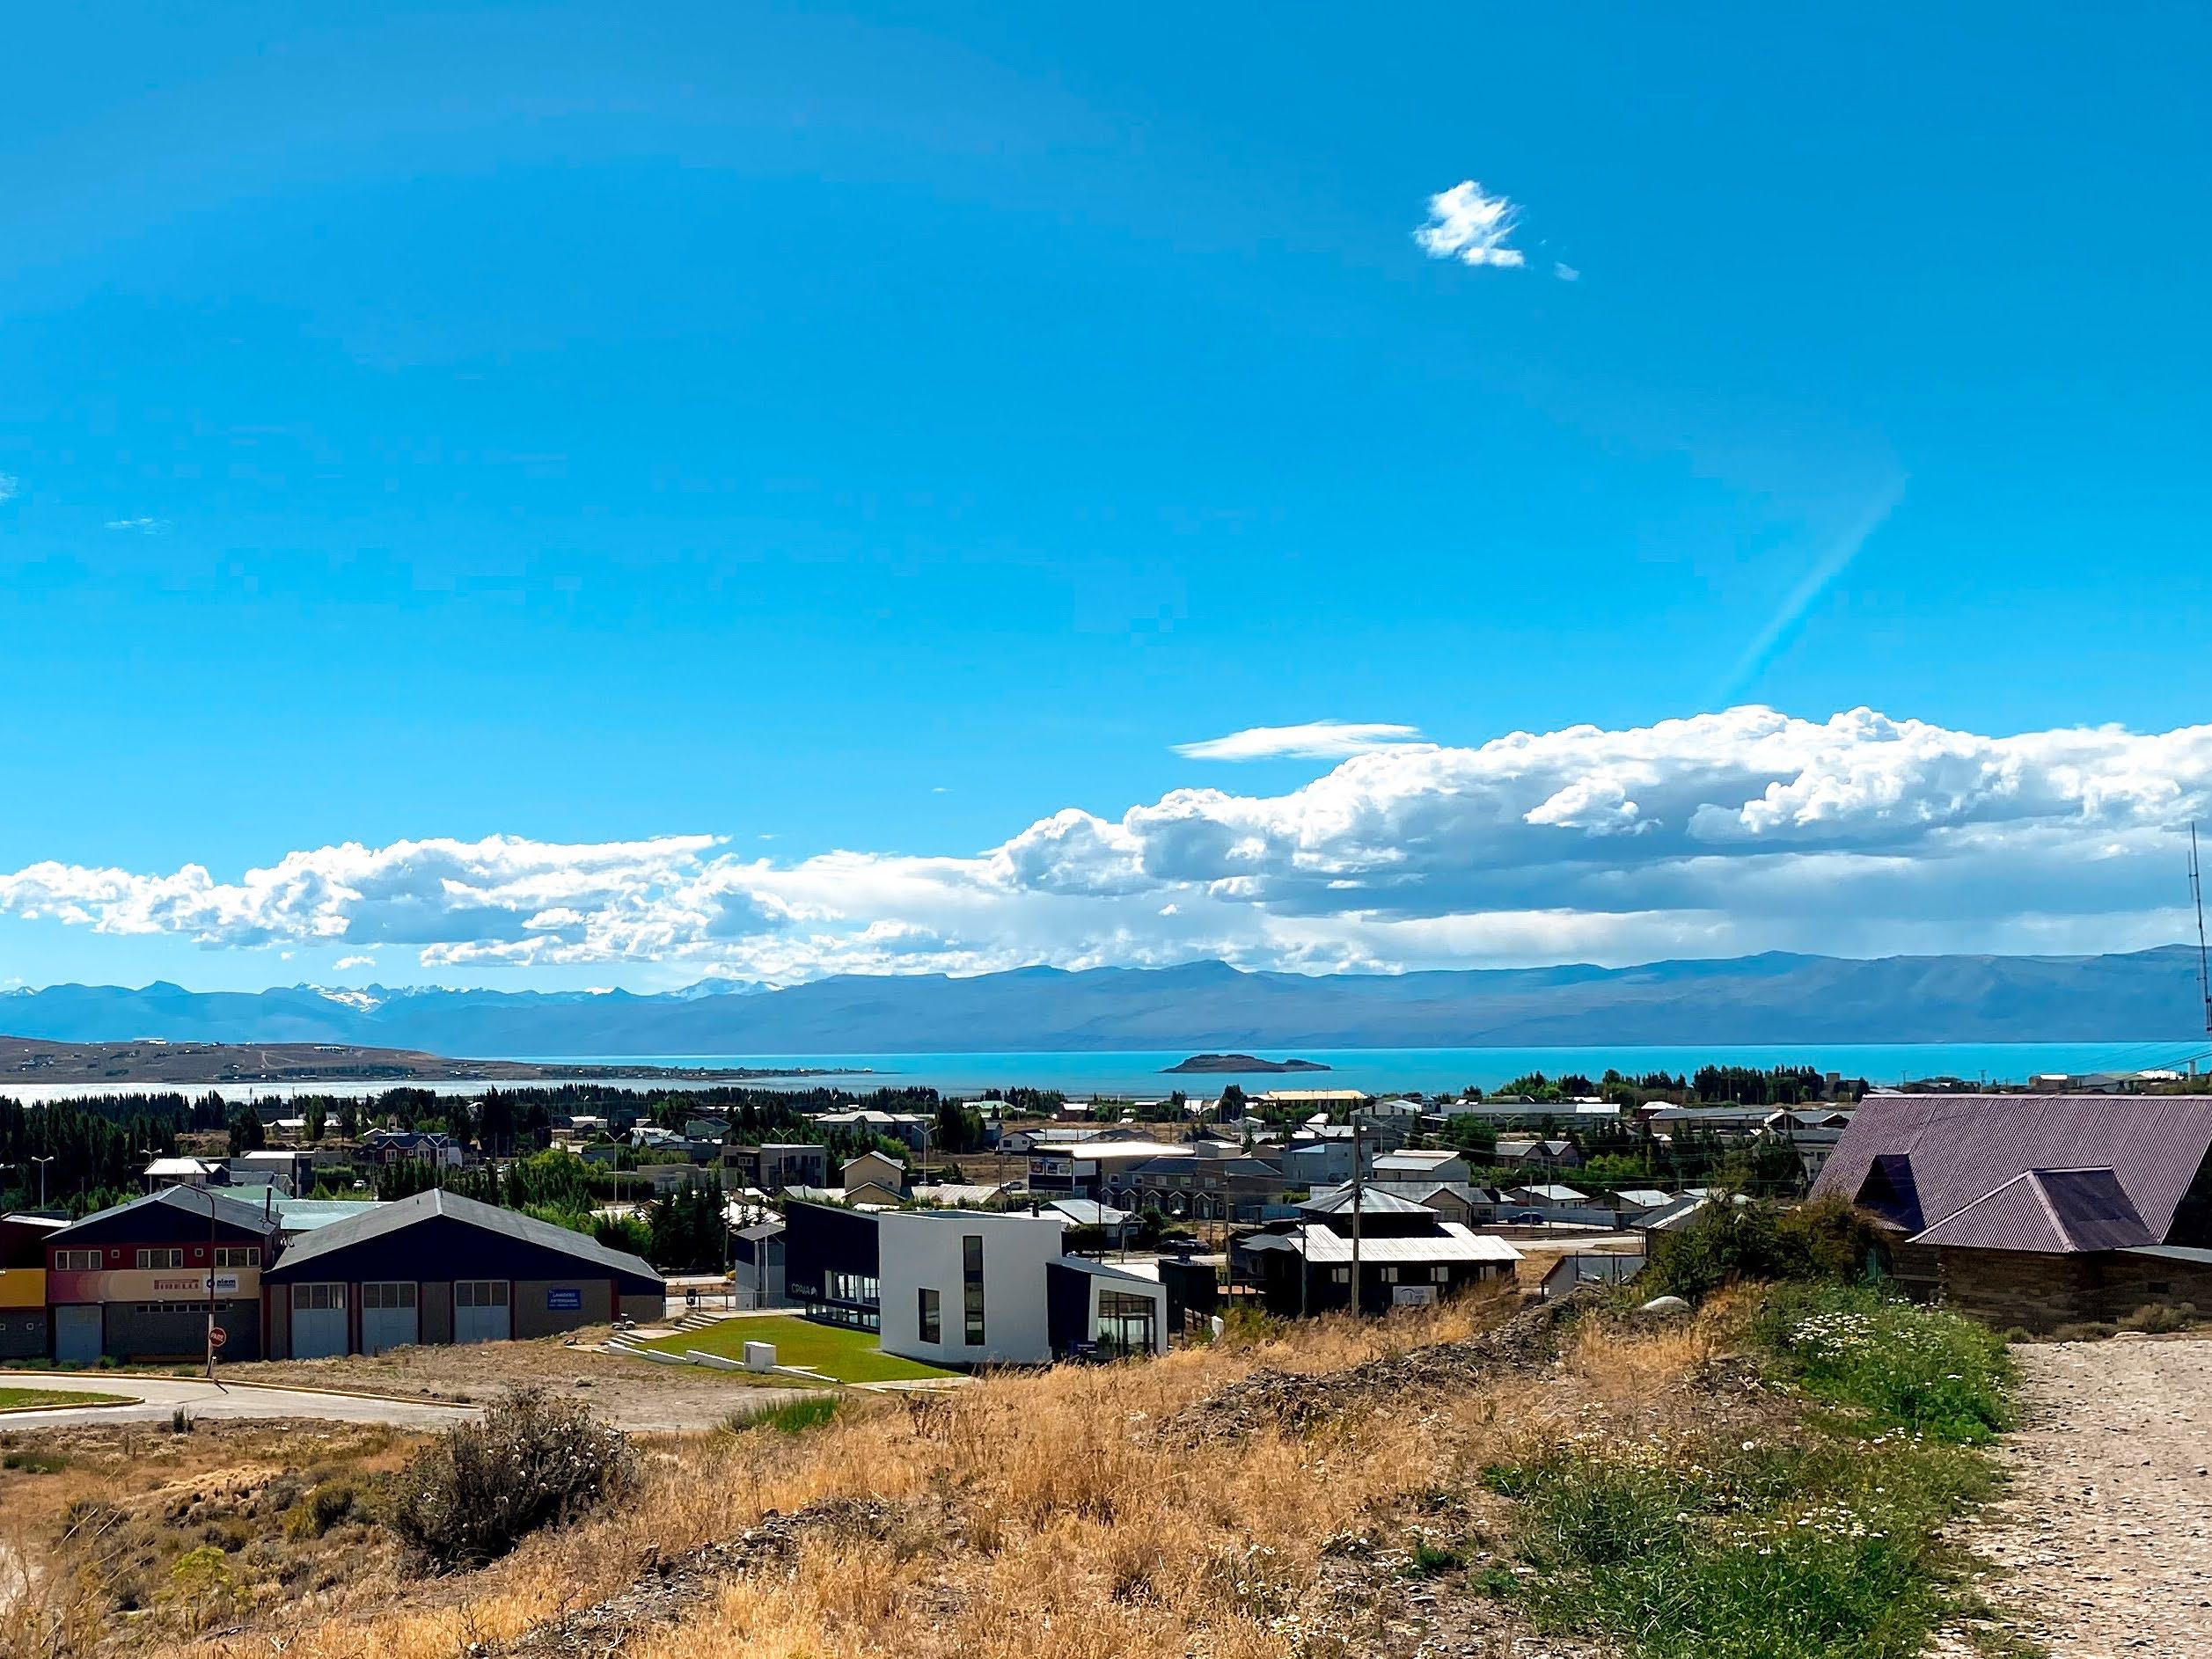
2193, 823, 2212, 1041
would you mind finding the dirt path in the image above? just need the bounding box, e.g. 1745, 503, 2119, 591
1968, 1335, 2212, 1657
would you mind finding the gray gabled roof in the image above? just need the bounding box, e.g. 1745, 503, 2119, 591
267, 1188, 659, 1286
55, 1185, 277, 1239
1298, 1185, 1434, 1217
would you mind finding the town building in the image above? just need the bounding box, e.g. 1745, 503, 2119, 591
725, 1143, 831, 1191
783, 1202, 1168, 1363
1230, 1188, 1521, 1316
0, 1215, 61, 1360
1492, 1137, 1584, 1169
1812, 1093, 2212, 1331
1371, 1149, 1472, 1184
840, 1151, 908, 1196
261, 1188, 663, 1358
46, 1188, 278, 1364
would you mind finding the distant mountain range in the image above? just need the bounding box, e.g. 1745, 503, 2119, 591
3, 946, 2208, 1056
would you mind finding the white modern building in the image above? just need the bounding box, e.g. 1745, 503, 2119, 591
878, 1210, 1064, 1366
872, 1209, 1168, 1366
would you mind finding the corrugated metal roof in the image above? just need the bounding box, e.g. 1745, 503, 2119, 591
1289, 1224, 1522, 1265
267, 1188, 660, 1284
1910, 1166, 2157, 1253
57, 1185, 275, 1238
1812, 1094, 2212, 1246
272, 1199, 383, 1232
1298, 1186, 1434, 1216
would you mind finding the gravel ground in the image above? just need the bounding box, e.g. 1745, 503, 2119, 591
208, 1332, 816, 1429
1967, 1334, 2212, 1657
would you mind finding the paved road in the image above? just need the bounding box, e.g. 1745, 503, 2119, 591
0, 1371, 480, 1430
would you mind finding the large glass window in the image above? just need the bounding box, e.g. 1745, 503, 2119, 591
1096, 1290, 1156, 1356
214, 1246, 260, 1268
292, 1283, 345, 1311
136, 1247, 186, 1269
962, 1234, 985, 1346
363, 1283, 417, 1310
55, 1249, 100, 1272
457, 1281, 509, 1309
918, 1287, 941, 1344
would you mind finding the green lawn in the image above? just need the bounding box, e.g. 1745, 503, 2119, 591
641, 1315, 957, 1385
0, 1385, 133, 1411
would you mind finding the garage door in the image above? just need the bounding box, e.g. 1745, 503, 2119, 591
360, 1283, 418, 1355
54, 1305, 101, 1366
454, 1279, 509, 1344
290, 1283, 348, 1359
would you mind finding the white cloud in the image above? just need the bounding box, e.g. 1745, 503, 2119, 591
1175, 720, 1425, 762
1415, 180, 1527, 269
0, 474, 18, 504
104, 517, 164, 533
4, 708, 2210, 980
333, 954, 377, 970
1554, 262, 1579, 281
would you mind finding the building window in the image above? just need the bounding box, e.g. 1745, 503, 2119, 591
962, 1234, 985, 1346
1432, 1266, 1450, 1283
918, 1287, 941, 1344
55, 1249, 100, 1273
1331, 1267, 1351, 1283
456, 1281, 509, 1309
292, 1283, 345, 1312
136, 1248, 187, 1269
214, 1247, 260, 1268
1380, 1266, 1399, 1283
1095, 1290, 1157, 1356
363, 1283, 417, 1310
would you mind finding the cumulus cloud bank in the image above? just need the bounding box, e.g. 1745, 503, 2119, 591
4, 707, 2208, 979
1415, 180, 1526, 268
1174, 720, 1425, 761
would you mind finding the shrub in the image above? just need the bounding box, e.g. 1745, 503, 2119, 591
1642, 1195, 1890, 1303
384, 1389, 639, 1570
2118, 1300, 2196, 1334
286, 1479, 366, 1539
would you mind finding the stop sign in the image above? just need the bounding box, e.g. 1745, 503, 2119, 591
208, 1325, 227, 1351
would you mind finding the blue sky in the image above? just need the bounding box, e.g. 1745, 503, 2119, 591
4, 3, 2210, 991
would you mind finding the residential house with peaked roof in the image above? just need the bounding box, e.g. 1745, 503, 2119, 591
1231, 1188, 1521, 1316
1812, 1093, 2212, 1331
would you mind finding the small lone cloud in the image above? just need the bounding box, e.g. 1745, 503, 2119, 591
1175, 720, 1425, 762
1554, 262, 1580, 282
104, 516, 165, 533
0, 474, 18, 504
333, 954, 377, 970
1415, 180, 1526, 269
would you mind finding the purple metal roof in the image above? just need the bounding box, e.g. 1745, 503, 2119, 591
1812, 1093, 2212, 1248
1910, 1167, 2157, 1253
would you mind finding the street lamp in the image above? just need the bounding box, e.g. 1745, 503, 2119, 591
31, 1158, 53, 1211
173, 1186, 233, 1385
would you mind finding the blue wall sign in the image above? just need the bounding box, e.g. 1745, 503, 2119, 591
546, 1288, 582, 1311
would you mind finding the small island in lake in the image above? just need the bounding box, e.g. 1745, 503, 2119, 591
1161, 1053, 1332, 1075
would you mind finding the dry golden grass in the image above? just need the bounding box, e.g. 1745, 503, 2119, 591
18, 1292, 1738, 1659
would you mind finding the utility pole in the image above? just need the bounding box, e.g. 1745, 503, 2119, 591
1349, 1116, 1364, 1317
33, 1157, 53, 1211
